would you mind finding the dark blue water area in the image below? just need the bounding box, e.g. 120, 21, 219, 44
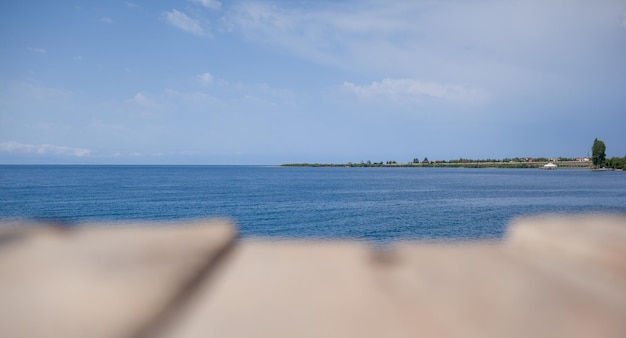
1, 165, 625, 243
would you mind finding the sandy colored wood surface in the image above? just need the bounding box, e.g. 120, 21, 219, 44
1, 216, 625, 338
0, 221, 235, 338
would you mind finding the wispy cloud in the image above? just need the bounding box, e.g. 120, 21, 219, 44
9, 81, 73, 100
0, 141, 91, 157
128, 151, 164, 157
224, 2, 418, 67
162, 9, 205, 36
225, 1, 626, 95
165, 89, 211, 102
342, 78, 488, 104
129, 92, 159, 108
196, 72, 214, 85
125, 2, 140, 9
27, 47, 46, 54
100, 17, 113, 24
190, 0, 221, 10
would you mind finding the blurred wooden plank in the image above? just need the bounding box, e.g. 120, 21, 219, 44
507, 215, 626, 289
383, 243, 626, 338
2, 215, 626, 338
157, 241, 414, 338
160, 216, 626, 338
0, 220, 235, 338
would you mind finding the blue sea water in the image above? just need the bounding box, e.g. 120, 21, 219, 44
1, 165, 625, 242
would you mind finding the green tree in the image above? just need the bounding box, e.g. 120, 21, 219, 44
592, 138, 606, 168
607, 157, 626, 170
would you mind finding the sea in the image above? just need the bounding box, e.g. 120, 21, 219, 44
1, 165, 625, 243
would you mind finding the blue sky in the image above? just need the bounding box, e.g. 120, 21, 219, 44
1, 0, 625, 164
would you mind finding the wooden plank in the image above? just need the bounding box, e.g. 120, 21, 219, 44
160, 216, 626, 338
3, 215, 625, 338
383, 243, 626, 338
0, 220, 235, 338
507, 215, 626, 289
157, 241, 414, 338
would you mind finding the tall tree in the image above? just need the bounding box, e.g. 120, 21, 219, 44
591, 138, 606, 168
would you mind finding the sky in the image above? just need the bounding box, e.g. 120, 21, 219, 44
1, 0, 625, 164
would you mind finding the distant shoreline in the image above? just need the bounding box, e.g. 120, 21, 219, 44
281, 161, 595, 169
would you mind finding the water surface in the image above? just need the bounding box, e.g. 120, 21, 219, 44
1, 165, 625, 242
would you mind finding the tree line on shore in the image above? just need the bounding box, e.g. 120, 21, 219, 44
282, 160, 590, 169
283, 138, 625, 170
592, 138, 625, 170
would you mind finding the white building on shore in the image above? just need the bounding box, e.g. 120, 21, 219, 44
543, 162, 557, 170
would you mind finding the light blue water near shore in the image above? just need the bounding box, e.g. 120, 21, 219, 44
1, 165, 625, 242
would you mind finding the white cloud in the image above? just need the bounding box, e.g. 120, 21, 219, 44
0, 141, 91, 157
89, 119, 128, 133
225, 1, 626, 94
134, 152, 161, 157
196, 72, 214, 85
125, 2, 139, 8
224, 2, 420, 67
190, 0, 221, 10
100, 17, 113, 24
130, 92, 158, 108
165, 89, 212, 103
9, 81, 73, 100
163, 9, 205, 36
27, 47, 46, 54
342, 78, 488, 104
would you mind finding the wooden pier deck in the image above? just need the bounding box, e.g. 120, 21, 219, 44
1, 215, 625, 338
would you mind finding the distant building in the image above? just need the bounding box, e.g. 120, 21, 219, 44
543, 162, 557, 170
